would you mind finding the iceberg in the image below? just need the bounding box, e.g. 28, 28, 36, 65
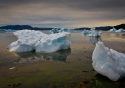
81, 29, 90, 34
92, 42, 125, 81
88, 28, 102, 37
6, 29, 14, 32
50, 28, 60, 34
8, 30, 71, 53
108, 27, 117, 32
89, 36, 102, 44
59, 28, 70, 33
115, 28, 125, 32
50, 28, 70, 34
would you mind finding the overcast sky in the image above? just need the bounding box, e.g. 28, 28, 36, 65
0, 0, 125, 28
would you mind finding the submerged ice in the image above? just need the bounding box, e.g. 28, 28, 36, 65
8, 30, 71, 53
92, 42, 125, 81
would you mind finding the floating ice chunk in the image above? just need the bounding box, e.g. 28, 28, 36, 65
92, 42, 125, 81
88, 28, 102, 37
50, 28, 60, 34
115, 28, 125, 32
81, 29, 90, 34
8, 30, 71, 53
6, 29, 14, 32
109, 27, 117, 32
59, 28, 70, 33
50, 28, 70, 34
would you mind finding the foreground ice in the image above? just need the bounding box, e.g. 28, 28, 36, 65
8, 30, 71, 53
88, 28, 102, 37
92, 42, 125, 81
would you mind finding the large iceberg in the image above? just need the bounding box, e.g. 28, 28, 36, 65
8, 30, 71, 53
92, 42, 125, 81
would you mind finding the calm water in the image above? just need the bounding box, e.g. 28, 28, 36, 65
0, 31, 125, 88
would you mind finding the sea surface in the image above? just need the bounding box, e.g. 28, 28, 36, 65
0, 31, 125, 88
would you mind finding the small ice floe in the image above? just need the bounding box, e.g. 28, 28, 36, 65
8, 30, 71, 53
50, 28, 60, 34
115, 28, 125, 32
108, 27, 125, 33
6, 29, 14, 32
9, 67, 15, 70
88, 28, 102, 37
108, 27, 117, 32
81, 29, 90, 34
59, 28, 70, 33
92, 42, 125, 81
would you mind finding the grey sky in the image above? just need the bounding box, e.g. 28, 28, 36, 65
0, 0, 125, 28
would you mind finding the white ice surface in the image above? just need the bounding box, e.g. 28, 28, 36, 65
92, 42, 125, 81
8, 30, 71, 53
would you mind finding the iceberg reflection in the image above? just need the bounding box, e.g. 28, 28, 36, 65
89, 36, 102, 44
14, 49, 71, 63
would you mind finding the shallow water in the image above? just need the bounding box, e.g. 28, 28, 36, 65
0, 31, 125, 88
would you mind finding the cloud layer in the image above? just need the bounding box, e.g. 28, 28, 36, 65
0, 0, 125, 28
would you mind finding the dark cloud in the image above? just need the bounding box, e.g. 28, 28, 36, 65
0, 0, 125, 28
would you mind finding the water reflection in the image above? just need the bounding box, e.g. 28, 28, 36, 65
14, 49, 71, 63
89, 36, 102, 44
110, 33, 125, 39
93, 74, 125, 88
